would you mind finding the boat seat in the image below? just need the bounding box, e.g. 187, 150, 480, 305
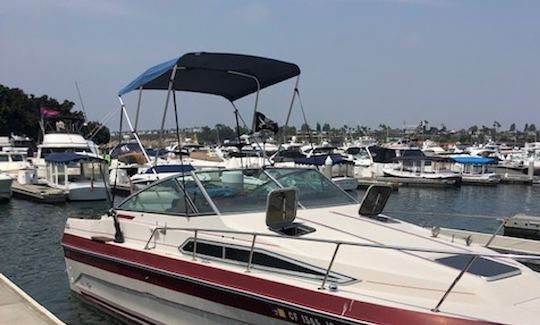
167, 198, 190, 214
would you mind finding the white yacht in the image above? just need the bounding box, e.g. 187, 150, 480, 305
0, 150, 31, 177
34, 133, 99, 181
62, 52, 540, 325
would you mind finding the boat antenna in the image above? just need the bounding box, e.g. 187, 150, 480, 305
74, 81, 88, 132
296, 88, 314, 150
276, 76, 300, 155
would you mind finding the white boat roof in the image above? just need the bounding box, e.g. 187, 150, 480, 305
39, 133, 89, 148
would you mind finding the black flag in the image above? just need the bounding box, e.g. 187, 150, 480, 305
253, 111, 279, 134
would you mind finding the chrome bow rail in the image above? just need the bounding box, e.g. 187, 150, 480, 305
143, 226, 540, 313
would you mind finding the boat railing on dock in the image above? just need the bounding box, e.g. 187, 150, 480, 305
142, 225, 540, 313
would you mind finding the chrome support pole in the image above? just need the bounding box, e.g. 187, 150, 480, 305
246, 234, 257, 272
276, 76, 300, 155
485, 218, 508, 248
432, 255, 477, 312
134, 86, 143, 132
319, 243, 341, 290
156, 65, 178, 167
226, 70, 272, 166
117, 97, 154, 169
192, 229, 198, 261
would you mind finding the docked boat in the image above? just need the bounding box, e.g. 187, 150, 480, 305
382, 153, 462, 184
0, 150, 31, 177
45, 153, 108, 201
451, 156, 500, 185
34, 133, 99, 181
130, 164, 195, 192
62, 52, 540, 325
0, 173, 13, 201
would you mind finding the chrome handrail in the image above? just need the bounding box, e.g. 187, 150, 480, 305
142, 226, 540, 313
144, 227, 540, 260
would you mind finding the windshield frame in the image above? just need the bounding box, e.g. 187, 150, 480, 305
117, 167, 358, 216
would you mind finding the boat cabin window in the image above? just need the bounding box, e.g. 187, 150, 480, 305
180, 239, 354, 284
436, 255, 521, 281
0, 155, 8, 162
12, 154, 25, 162
119, 177, 214, 216
42, 148, 89, 158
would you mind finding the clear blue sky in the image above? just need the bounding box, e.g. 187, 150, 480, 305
1, 0, 539, 131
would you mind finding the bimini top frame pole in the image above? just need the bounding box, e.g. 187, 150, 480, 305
117, 96, 153, 167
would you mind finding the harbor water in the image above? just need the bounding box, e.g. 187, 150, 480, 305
1, 185, 539, 324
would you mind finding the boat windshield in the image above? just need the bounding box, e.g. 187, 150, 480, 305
118, 168, 357, 216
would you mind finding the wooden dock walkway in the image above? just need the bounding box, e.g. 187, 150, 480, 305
356, 179, 400, 191
0, 274, 64, 325
11, 182, 66, 204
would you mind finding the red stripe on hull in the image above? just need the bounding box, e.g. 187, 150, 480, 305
62, 233, 501, 325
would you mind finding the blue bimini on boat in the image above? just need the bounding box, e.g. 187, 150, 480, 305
44, 153, 109, 201
451, 156, 500, 185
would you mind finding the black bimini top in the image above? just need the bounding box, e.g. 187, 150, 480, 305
118, 52, 301, 102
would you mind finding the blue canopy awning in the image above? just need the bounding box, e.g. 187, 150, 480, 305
118, 52, 301, 101
294, 154, 353, 166
45, 153, 104, 164
144, 164, 195, 174
451, 156, 498, 165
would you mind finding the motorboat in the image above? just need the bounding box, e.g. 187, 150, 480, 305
0, 150, 31, 177
45, 153, 108, 201
421, 140, 446, 156
108, 141, 153, 191
0, 173, 13, 201
62, 52, 540, 325
34, 133, 99, 181
451, 156, 500, 185
63, 166, 540, 325
382, 150, 462, 184
130, 164, 195, 192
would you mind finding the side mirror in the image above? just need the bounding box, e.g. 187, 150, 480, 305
359, 185, 392, 216
266, 187, 298, 230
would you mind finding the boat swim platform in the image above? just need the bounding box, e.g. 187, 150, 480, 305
437, 228, 540, 267
11, 182, 66, 204
0, 274, 64, 325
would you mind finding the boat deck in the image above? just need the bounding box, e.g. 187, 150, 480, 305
0, 274, 64, 325
438, 228, 540, 267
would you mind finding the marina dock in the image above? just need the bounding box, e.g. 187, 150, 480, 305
11, 182, 66, 204
358, 176, 460, 188
356, 178, 400, 191
0, 274, 64, 325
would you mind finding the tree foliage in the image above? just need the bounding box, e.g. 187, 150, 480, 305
81, 121, 111, 145
0, 84, 85, 141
